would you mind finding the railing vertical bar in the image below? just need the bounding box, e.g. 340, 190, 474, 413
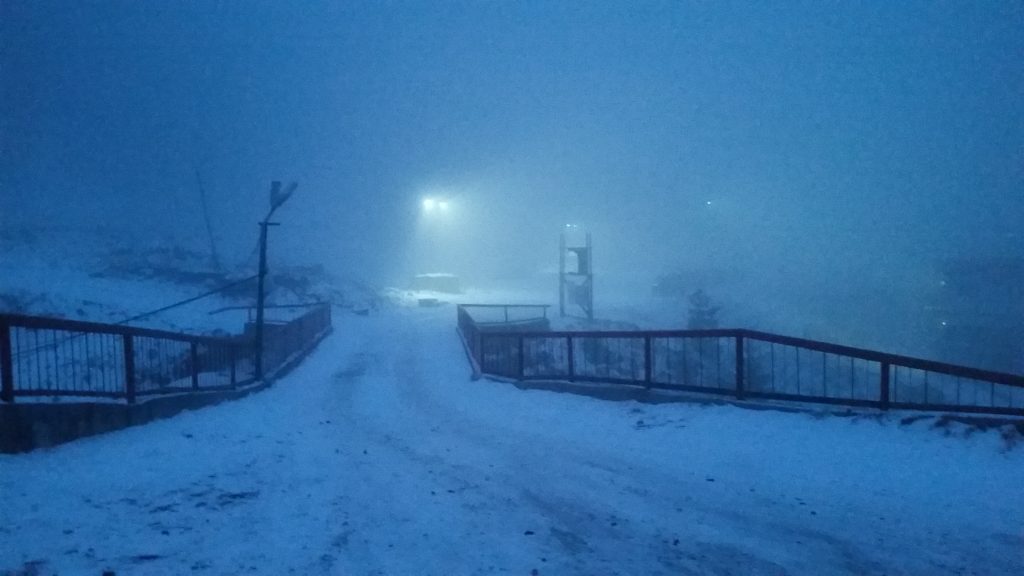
879, 361, 890, 410
230, 345, 237, 388
698, 338, 704, 387
644, 336, 652, 387
735, 335, 745, 399
1, 322, 14, 402
69, 330, 77, 393
822, 352, 828, 398
567, 335, 575, 381
682, 338, 689, 386
795, 346, 801, 395
715, 336, 721, 387
124, 334, 136, 404
849, 356, 855, 399
518, 336, 525, 379
13, 329, 21, 396
191, 341, 200, 390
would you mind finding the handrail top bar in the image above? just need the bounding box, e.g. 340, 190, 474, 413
739, 329, 1024, 386
474, 326, 1024, 387
482, 328, 742, 338
209, 302, 327, 314
458, 304, 551, 309
0, 312, 249, 344
473, 319, 551, 327
0, 303, 329, 344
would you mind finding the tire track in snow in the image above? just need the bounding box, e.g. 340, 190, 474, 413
323, 311, 878, 575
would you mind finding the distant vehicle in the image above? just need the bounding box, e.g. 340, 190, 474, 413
651, 272, 688, 298
411, 273, 461, 294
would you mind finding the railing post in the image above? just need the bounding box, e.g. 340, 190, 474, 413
123, 334, 136, 404
229, 345, 237, 388
518, 336, 525, 379
735, 335, 745, 399
879, 361, 891, 410
567, 335, 575, 381
643, 336, 652, 387
1, 322, 14, 403
191, 341, 200, 390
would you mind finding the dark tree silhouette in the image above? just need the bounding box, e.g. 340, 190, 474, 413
687, 289, 721, 329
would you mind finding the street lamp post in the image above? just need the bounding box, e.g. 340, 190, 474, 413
254, 180, 297, 381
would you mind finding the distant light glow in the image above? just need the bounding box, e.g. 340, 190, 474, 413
706, 200, 713, 206
422, 196, 451, 215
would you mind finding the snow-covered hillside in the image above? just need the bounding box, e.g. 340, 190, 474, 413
0, 226, 376, 334
1, 304, 1021, 575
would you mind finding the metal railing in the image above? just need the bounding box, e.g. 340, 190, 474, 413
458, 304, 551, 372
457, 306, 1024, 417
0, 304, 331, 404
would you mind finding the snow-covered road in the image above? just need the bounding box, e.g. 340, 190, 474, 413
1, 306, 1022, 575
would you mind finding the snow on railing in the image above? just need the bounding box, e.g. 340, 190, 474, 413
0, 304, 331, 404
457, 306, 1024, 417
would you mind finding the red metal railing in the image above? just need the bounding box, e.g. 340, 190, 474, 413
0, 304, 331, 404
457, 305, 1024, 417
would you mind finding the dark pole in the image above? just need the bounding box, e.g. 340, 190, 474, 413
254, 221, 272, 380
254, 180, 296, 381
559, 231, 566, 317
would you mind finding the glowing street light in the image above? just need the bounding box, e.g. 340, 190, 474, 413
422, 196, 450, 213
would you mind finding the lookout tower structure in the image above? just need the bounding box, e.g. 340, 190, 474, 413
559, 226, 594, 320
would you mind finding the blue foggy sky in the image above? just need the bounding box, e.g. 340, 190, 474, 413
2, 1, 1022, 288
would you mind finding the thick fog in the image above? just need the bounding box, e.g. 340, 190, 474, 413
2, 2, 1022, 363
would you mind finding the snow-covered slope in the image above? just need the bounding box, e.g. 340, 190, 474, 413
0, 226, 375, 334
2, 305, 1020, 575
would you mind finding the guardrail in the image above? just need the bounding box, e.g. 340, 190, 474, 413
0, 304, 331, 404
457, 306, 1024, 417
458, 304, 551, 374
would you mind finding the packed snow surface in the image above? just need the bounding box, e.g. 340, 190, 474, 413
1, 305, 1021, 575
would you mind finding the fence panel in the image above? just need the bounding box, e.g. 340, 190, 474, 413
743, 338, 882, 406
457, 306, 1024, 417
8, 326, 125, 398
262, 304, 331, 375
650, 336, 736, 392
522, 336, 570, 379
889, 366, 1024, 414
572, 335, 645, 383
0, 304, 330, 404
479, 334, 521, 378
